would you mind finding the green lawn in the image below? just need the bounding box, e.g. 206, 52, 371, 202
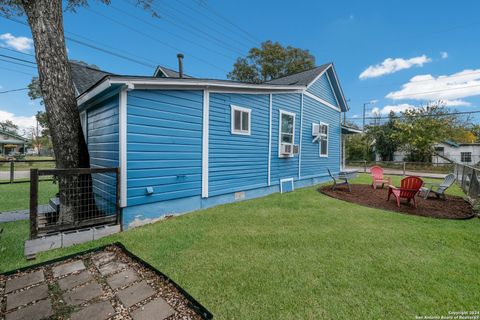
0, 174, 478, 319
0, 181, 58, 212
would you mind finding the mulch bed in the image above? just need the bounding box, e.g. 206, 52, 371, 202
319, 184, 475, 219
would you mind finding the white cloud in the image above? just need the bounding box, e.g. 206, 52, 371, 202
370, 104, 416, 115
385, 69, 480, 102
359, 55, 432, 80
440, 51, 448, 59
0, 110, 36, 132
442, 99, 471, 107
0, 33, 33, 52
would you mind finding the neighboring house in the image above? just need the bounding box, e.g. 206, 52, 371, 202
432, 141, 480, 165
71, 61, 349, 228
0, 130, 28, 156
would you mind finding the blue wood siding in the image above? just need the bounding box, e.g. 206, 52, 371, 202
209, 93, 270, 196
300, 95, 341, 178
307, 73, 339, 108
87, 94, 119, 214
126, 90, 203, 206
270, 93, 302, 184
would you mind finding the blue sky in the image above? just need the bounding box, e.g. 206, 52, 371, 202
1, 0, 480, 131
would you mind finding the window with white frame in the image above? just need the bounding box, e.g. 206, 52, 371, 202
461, 152, 472, 163
231, 105, 251, 135
279, 110, 295, 157
319, 122, 328, 157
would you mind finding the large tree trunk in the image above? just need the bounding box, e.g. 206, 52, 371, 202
22, 0, 91, 224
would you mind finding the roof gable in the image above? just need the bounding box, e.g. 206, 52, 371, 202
153, 65, 194, 79
307, 72, 339, 108
266, 64, 348, 111
70, 61, 112, 96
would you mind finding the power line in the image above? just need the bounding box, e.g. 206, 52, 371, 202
0, 46, 35, 57
87, 7, 229, 73
125, 0, 246, 57
0, 87, 28, 94
0, 57, 37, 69
347, 109, 480, 121
0, 14, 170, 72
195, 0, 261, 44
0, 53, 36, 65
0, 66, 36, 76
358, 70, 480, 89
109, 4, 235, 61
387, 84, 480, 99
176, 0, 259, 46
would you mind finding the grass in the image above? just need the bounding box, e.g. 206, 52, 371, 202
0, 174, 478, 319
0, 181, 58, 212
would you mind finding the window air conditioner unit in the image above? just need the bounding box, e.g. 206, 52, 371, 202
312, 123, 320, 136
293, 144, 299, 154
281, 143, 293, 155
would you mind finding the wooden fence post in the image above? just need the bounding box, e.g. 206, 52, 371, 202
30, 169, 38, 239
10, 161, 14, 183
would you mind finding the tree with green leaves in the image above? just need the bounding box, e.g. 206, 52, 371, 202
393, 103, 458, 162
228, 40, 315, 83
367, 112, 400, 161
0, 0, 154, 223
0, 120, 19, 135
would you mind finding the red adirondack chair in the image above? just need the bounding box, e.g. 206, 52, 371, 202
387, 176, 424, 208
370, 166, 391, 189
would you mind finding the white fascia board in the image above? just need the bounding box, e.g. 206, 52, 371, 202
268, 94, 272, 186
303, 91, 341, 112
109, 78, 305, 91
77, 78, 111, 106
328, 64, 349, 111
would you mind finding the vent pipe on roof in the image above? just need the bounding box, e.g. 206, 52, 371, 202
177, 53, 184, 78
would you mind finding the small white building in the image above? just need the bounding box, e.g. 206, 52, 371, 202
432, 141, 480, 165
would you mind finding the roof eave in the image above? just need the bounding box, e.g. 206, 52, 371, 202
77, 76, 306, 106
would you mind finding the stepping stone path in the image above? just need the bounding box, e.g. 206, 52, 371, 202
0, 245, 206, 320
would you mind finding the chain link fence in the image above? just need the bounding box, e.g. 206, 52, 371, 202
454, 163, 480, 202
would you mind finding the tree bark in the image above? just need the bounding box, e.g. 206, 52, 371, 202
21, 0, 90, 224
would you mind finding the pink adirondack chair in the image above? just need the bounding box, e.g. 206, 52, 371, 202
370, 166, 391, 189
387, 176, 424, 208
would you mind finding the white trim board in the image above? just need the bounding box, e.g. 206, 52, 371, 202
326, 73, 341, 109
202, 90, 210, 198
118, 86, 128, 207
268, 94, 272, 186
306, 64, 331, 90
298, 93, 304, 179
303, 91, 341, 112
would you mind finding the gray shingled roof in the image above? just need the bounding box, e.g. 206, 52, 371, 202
70, 61, 112, 96
265, 64, 331, 86
153, 65, 193, 78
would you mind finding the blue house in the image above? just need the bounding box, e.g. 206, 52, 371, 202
71, 61, 350, 228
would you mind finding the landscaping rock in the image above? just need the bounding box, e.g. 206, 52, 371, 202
91, 251, 116, 267
106, 269, 139, 290
97, 261, 127, 276
57, 270, 93, 291
6, 284, 49, 310
70, 300, 115, 320
116, 281, 155, 308
5, 299, 53, 320
5, 270, 44, 293
63, 282, 103, 306
131, 297, 175, 320
52, 260, 85, 278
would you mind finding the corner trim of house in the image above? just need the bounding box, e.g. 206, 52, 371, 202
298, 93, 304, 179
268, 94, 272, 186
202, 89, 210, 198
119, 86, 128, 207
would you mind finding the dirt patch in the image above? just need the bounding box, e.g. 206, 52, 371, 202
319, 184, 474, 220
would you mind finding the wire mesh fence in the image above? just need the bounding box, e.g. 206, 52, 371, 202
0, 159, 56, 184
346, 160, 453, 175
454, 163, 480, 201
30, 167, 120, 238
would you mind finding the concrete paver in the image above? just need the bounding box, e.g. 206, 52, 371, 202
5, 270, 44, 293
